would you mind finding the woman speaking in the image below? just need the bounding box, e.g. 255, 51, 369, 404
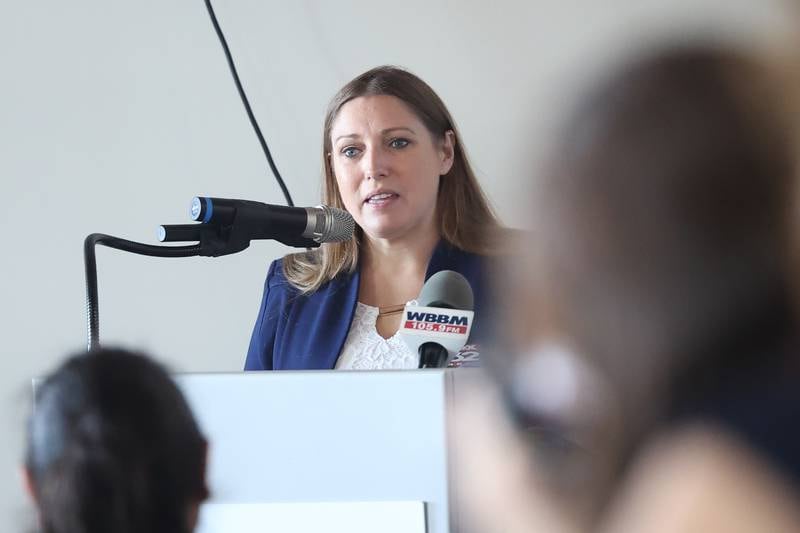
245, 66, 504, 370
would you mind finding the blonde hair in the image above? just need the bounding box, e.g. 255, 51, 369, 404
283, 66, 504, 293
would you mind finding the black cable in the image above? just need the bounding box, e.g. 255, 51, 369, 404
85, 3, 298, 350
204, 0, 295, 207
84, 234, 202, 351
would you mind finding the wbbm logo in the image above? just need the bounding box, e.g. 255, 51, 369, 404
404, 311, 468, 334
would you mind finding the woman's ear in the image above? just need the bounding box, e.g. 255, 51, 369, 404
326, 152, 337, 179
440, 130, 456, 175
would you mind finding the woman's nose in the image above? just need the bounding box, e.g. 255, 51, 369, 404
362, 146, 389, 180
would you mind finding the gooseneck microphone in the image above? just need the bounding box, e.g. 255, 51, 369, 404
84, 196, 355, 350
400, 270, 475, 369
158, 197, 355, 255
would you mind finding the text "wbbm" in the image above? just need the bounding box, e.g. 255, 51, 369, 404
404, 311, 469, 334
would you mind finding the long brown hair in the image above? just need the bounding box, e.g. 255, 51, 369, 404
283, 65, 503, 293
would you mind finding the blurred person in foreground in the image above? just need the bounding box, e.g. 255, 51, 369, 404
453, 42, 800, 533
23, 348, 208, 533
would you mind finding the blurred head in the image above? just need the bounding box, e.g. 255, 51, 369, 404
494, 43, 798, 516
25, 348, 208, 533
283, 65, 501, 292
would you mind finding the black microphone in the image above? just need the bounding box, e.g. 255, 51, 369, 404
400, 270, 475, 369
157, 197, 355, 256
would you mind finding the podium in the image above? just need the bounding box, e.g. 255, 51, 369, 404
175, 369, 476, 533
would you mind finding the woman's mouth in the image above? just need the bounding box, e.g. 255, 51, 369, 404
365, 192, 399, 206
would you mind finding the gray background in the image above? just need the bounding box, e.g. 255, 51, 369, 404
1, 0, 795, 528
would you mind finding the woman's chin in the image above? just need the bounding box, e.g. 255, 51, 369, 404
360, 221, 413, 242
361, 227, 402, 241
358, 211, 437, 243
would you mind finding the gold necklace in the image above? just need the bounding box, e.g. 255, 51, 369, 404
377, 303, 405, 317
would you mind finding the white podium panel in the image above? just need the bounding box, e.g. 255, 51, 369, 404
197, 501, 426, 533
176, 369, 472, 533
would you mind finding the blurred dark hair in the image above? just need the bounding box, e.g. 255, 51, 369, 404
498, 42, 798, 515
26, 348, 208, 533
542, 43, 796, 412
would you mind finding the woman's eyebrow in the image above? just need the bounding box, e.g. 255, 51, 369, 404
334, 133, 359, 144
334, 127, 417, 144
381, 127, 416, 136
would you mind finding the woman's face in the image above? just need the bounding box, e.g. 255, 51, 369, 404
329, 94, 454, 242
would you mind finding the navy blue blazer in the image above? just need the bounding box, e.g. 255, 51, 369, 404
244, 241, 493, 370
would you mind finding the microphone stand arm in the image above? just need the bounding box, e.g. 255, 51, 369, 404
84, 233, 202, 352
84, 213, 322, 351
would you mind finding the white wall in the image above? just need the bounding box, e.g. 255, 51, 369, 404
1, 0, 794, 528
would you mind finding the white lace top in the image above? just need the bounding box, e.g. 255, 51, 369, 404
335, 303, 418, 370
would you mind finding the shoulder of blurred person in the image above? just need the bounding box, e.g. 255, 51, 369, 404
601, 424, 800, 533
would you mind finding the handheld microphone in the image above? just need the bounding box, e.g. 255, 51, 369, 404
400, 270, 475, 368
157, 197, 355, 256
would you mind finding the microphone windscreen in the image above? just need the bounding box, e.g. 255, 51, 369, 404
317, 206, 355, 243
418, 270, 474, 310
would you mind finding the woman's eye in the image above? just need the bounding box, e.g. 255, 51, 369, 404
341, 146, 361, 158
389, 138, 410, 149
